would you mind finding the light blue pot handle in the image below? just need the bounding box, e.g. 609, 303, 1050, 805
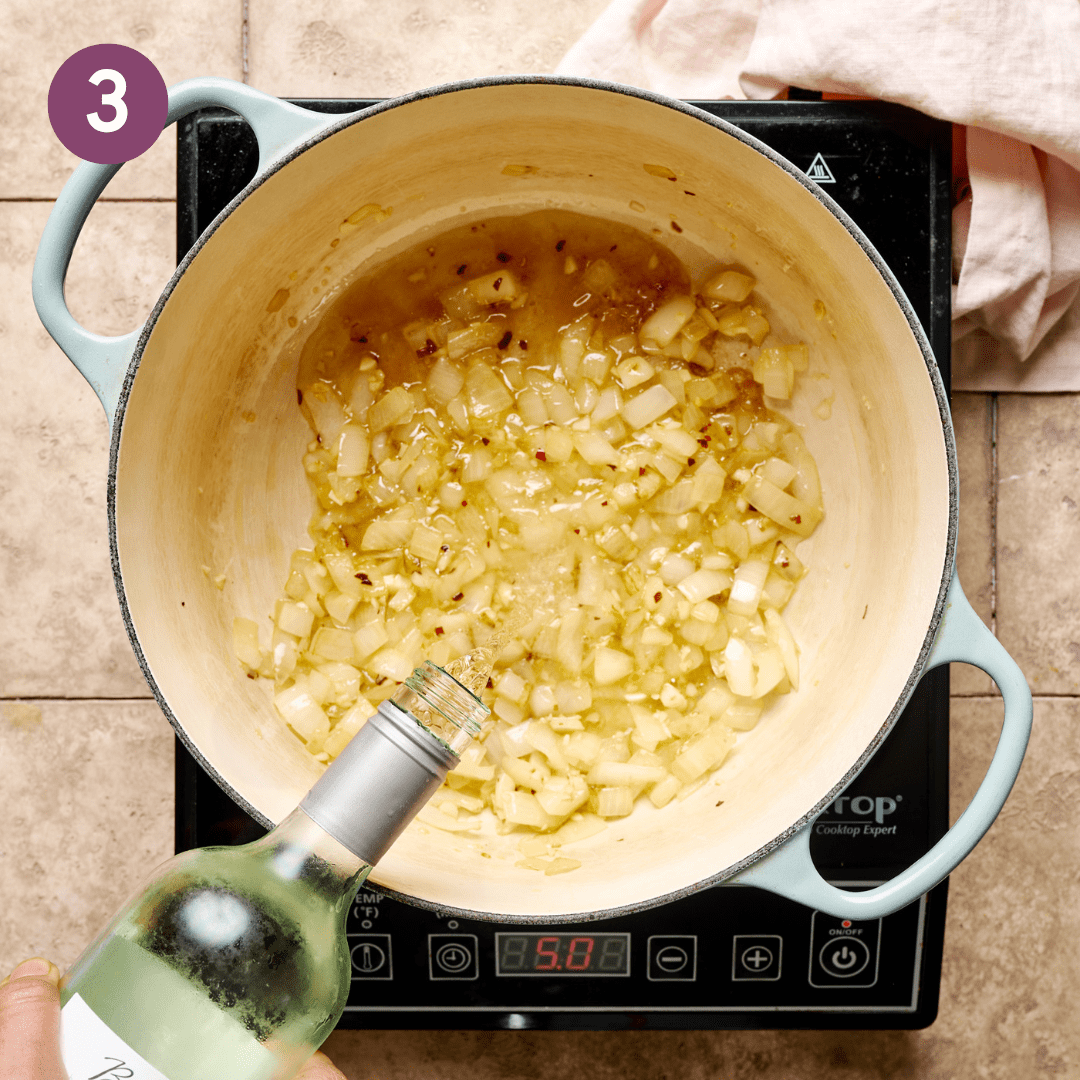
729, 570, 1032, 919
32, 77, 342, 423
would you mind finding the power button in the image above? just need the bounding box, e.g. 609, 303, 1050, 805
808, 913, 881, 988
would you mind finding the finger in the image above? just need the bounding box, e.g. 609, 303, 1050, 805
0, 958, 65, 1080
295, 1049, 349, 1080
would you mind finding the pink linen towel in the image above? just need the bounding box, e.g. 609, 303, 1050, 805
555, 0, 1080, 391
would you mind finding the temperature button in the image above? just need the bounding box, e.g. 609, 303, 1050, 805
347, 934, 393, 980
647, 936, 697, 981
808, 913, 881, 988
732, 935, 783, 981
428, 934, 479, 981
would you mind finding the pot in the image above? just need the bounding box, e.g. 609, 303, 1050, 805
34, 76, 1031, 923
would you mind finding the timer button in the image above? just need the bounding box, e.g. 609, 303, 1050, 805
731, 935, 783, 981
428, 934, 479, 981
347, 934, 393, 980
647, 936, 697, 981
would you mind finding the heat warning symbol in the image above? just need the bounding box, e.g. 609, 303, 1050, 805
806, 153, 836, 184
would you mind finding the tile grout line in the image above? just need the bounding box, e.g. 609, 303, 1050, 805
990, 392, 998, 636
1, 697, 156, 703
0, 198, 176, 203
242, 0, 250, 83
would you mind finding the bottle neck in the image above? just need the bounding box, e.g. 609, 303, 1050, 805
298, 662, 489, 866
249, 805, 372, 906
396, 661, 487, 754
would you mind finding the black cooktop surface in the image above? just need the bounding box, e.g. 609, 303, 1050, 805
175, 96, 952, 1030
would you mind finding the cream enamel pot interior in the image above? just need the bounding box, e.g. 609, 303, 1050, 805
34, 76, 1032, 923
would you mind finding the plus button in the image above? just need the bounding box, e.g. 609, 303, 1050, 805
744, 947, 771, 970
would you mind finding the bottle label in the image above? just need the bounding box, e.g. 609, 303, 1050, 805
61, 994, 171, 1080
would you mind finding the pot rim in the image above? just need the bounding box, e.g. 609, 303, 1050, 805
106, 74, 958, 923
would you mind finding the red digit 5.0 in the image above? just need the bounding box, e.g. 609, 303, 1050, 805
535, 937, 560, 970
566, 937, 594, 971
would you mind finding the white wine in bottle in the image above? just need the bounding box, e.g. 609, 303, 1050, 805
59, 661, 487, 1080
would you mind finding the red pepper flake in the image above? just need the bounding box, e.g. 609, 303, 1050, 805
417, 339, 437, 357
639, 467, 647, 476
654, 592, 663, 603
440, 544, 449, 552
671, 221, 683, 233
609, 244, 618, 251
497, 251, 512, 263
297, 389, 303, 405
343, 538, 350, 547
687, 458, 696, 466
519, 339, 528, 350
452, 592, 464, 601
536, 450, 547, 461
435, 626, 444, 635
457, 264, 467, 275
684, 190, 696, 196
698, 439, 709, 447
498, 330, 513, 349
573, 528, 580, 534
791, 514, 802, 524
601, 500, 608, 506
461, 499, 468, 506
356, 573, 372, 585
556, 239, 566, 251
781, 560, 789, 568
492, 277, 503, 291
482, 437, 490, 445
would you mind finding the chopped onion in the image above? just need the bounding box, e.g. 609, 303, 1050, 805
593, 647, 633, 685
727, 560, 770, 616
368, 386, 415, 433
742, 476, 823, 538
426, 358, 464, 405
640, 295, 696, 347
764, 608, 799, 689
232, 617, 262, 670
723, 636, 755, 697
245, 222, 828, 875
276, 600, 314, 639
677, 568, 731, 604
622, 384, 677, 429
596, 786, 634, 818
311, 626, 355, 662
702, 270, 755, 303
572, 431, 620, 466
465, 361, 513, 419
516, 387, 548, 427
616, 355, 655, 389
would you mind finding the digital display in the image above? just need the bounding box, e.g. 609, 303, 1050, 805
495, 933, 631, 976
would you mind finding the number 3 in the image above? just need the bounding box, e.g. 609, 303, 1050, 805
86, 68, 128, 133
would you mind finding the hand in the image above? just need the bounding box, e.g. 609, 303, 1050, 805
0, 957, 348, 1080
0, 958, 62, 1080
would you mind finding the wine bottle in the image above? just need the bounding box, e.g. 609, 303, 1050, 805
59, 660, 488, 1080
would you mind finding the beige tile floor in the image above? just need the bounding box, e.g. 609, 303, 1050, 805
1, 3, 1077, 1078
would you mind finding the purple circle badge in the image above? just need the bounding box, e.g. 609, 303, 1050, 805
48, 45, 168, 165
